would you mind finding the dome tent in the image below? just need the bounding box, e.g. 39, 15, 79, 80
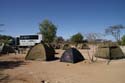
60, 48, 85, 63
120, 46, 125, 56
25, 43, 55, 61
94, 44, 125, 59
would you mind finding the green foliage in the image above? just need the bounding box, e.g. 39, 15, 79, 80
121, 35, 125, 45
63, 44, 70, 50
0, 34, 13, 44
70, 33, 83, 44
54, 36, 64, 43
39, 19, 57, 43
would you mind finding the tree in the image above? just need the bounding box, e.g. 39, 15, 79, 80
105, 25, 125, 44
54, 36, 64, 44
39, 19, 57, 43
70, 33, 83, 46
121, 35, 125, 45
85, 33, 102, 44
0, 34, 13, 44
85, 33, 102, 62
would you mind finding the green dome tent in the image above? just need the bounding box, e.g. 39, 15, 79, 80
25, 43, 55, 61
94, 44, 125, 59
60, 48, 85, 63
120, 46, 125, 56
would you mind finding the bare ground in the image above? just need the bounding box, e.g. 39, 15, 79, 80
0, 48, 125, 83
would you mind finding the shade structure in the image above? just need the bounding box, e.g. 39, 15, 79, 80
60, 48, 85, 63
25, 43, 55, 61
94, 44, 124, 59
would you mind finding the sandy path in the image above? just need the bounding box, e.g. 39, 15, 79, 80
0, 49, 125, 83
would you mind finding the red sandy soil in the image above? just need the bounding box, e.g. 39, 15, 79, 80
0, 48, 125, 83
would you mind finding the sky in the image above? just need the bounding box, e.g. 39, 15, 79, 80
0, 0, 125, 40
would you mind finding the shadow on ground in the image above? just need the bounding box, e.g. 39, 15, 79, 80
0, 73, 9, 83
47, 57, 60, 61
0, 61, 26, 69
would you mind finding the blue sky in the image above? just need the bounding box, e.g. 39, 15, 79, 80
0, 0, 125, 40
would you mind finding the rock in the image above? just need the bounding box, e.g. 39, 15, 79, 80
41, 80, 49, 83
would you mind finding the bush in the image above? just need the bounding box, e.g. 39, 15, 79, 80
121, 35, 125, 45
